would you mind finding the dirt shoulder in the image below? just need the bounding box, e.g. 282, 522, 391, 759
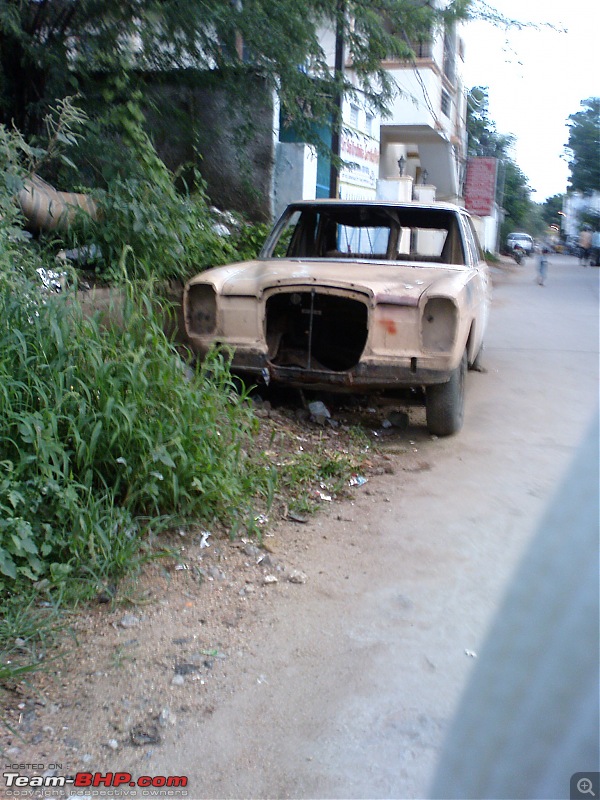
0, 398, 425, 796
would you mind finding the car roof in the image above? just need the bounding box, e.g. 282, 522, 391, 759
286, 199, 467, 213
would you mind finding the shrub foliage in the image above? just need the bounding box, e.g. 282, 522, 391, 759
0, 104, 266, 602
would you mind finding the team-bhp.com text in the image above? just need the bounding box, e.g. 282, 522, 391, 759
3, 772, 188, 789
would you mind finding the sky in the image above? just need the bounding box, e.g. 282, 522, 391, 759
461, 0, 599, 203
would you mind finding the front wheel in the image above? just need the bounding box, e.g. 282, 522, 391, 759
425, 351, 466, 436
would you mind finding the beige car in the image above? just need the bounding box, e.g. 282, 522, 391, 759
184, 200, 490, 435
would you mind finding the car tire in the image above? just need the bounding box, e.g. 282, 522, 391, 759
469, 343, 485, 372
425, 350, 466, 436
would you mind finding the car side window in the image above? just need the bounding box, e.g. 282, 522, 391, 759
461, 216, 484, 265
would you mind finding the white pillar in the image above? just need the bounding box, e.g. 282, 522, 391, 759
376, 176, 414, 202
413, 184, 436, 203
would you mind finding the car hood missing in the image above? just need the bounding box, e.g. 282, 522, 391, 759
188, 259, 465, 302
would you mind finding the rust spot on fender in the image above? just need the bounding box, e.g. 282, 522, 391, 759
380, 319, 397, 335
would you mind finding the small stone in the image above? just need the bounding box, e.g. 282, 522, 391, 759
263, 575, 278, 585
107, 739, 119, 750
82, 754, 93, 764
64, 736, 80, 749
158, 708, 177, 728
208, 566, 225, 580
174, 663, 199, 676
15, 637, 26, 648
308, 400, 331, 425
130, 724, 161, 746
171, 674, 185, 686
120, 613, 140, 628
287, 511, 308, 523
288, 570, 308, 584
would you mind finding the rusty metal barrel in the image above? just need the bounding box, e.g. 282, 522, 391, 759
18, 174, 98, 231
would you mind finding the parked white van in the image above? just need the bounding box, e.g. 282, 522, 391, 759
506, 232, 534, 255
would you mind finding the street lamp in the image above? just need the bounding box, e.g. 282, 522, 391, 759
421, 169, 428, 185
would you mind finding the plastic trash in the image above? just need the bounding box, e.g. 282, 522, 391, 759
200, 530, 211, 548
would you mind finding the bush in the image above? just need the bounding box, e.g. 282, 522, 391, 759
84, 176, 237, 283
0, 269, 268, 598
0, 102, 270, 605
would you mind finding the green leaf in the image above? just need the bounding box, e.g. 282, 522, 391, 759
0, 551, 17, 580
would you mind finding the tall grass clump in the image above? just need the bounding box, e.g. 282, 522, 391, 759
0, 272, 265, 599
1, 101, 271, 610
52, 89, 237, 283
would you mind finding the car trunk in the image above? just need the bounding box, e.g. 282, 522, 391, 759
265, 289, 369, 372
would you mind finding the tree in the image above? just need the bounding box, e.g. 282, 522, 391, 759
565, 97, 600, 194
0, 0, 471, 140
466, 86, 503, 158
541, 193, 565, 228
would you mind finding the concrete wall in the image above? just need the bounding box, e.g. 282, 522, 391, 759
471, 205, 502, 253
273, 143, 318, 219
145, 70, 277, 222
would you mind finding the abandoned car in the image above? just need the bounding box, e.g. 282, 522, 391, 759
184, 200, 491, 435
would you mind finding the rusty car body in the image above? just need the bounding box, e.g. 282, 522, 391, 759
184, 200, 491, 435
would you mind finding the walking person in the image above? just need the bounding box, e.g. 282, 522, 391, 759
591, 229, 600, 267
579, 227, 592, 265
537, 247, 549, 286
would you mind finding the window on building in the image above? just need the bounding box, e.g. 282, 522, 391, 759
365, 113, 374, 137
441, 90, 451, 118
350, 105, 360, 129
443, 23, 456, 83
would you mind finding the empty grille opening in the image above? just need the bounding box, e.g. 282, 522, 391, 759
266, 292, 368, 372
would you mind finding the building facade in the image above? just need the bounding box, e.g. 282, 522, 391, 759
273, 6, 469, 218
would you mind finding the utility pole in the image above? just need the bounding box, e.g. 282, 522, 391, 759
329, 0, 345, 198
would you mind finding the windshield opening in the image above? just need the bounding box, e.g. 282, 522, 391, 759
262, 205, 466, 265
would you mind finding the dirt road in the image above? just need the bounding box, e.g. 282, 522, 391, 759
141, 255, 597, 798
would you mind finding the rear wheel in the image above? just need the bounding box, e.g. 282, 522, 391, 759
425, 350, 467, 436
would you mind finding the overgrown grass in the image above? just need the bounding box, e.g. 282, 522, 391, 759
0, 106, 276, 687
484, 249, 500, 265
0, 271, 268, 603
0, 595, 65, 684
77, 174, 238, 283
0, 101, 367, 691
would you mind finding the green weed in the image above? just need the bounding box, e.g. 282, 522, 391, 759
0, 274, 268, 597
270, 435, 365, 515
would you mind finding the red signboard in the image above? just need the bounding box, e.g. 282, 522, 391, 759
464, 158, 498, 216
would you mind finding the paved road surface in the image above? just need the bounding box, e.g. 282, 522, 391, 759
150, 254, 598, 799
